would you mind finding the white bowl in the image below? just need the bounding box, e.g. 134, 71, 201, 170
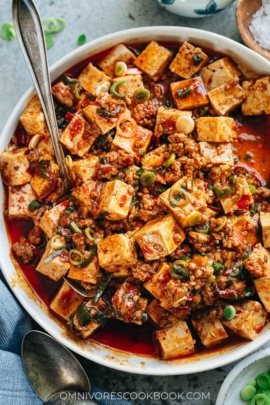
155, 0, 235, 18
1, 27, 270, 376
216, 348, 270, 405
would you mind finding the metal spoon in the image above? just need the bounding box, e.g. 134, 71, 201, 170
22, 330, 100, 404
63, 276, 97, 298
13, 0, 70, 194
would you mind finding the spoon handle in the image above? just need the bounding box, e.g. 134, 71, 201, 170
12, 0, 70, 194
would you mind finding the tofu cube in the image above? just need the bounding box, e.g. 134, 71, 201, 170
8, 183, 37, 219
134, 214, 185, 261
260, 212, 270, 248
50, 281, 84, 320
197, 117, 237, 142
147, 299, 179, 328
1, 148, 31, 186
71, 182, 97, 217
83, 105, 120, 135
233, 213, 259, 247
98, 44, 136, 78
169, 41, 209, 79
144, 263, 170, 300
68, 256, 101, 284
191, 318, 228, 348
112, 75, 144, 96
200, 57, 241, 91
141, 144, 168, 168
199, 142, 234, 167
30, 159, 59, 201
36, 241, 70, 281
78, 63, 111, 96
20, 95, 49, 135
222, 300, 267, 341
156, 321, 195, 360
243, 243, 270, 278
208, 80, 246, 116
60, 115, 100, 157
171, 77, 208, 110
37, 134, 55, 157
73, 317, 100, 339
97, 233, 137, 272
39, 202, 68, 239
134, 41, 172, 82
220, 178, 253, 214
154, 106, 192, 136
97, 180, 133, 221
242, 77, 270, 116
160, 177, 207, 228
113, 125, 152, 161
235, 60, 260, 80
254, 276, 270, 312
72, 156, 99, 185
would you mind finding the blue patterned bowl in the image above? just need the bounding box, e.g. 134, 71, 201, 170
156, 0, 235, 18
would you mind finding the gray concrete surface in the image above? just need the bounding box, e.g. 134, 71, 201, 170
0, 1, 258, 404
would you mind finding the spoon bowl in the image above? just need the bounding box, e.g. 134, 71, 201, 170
236, 0, 270, 62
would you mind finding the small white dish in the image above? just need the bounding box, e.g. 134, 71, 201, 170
216, 348, 270, 405
156, 0, 235, 18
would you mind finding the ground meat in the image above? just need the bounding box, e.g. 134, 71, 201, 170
163, 279, 189, 308
256, 186, 270, 198
59, 211, 80, 228
141, 194, 155, 210
13, 236, 36, 264
27, 149, 40, 163
97, 93, 125, 115
188, 232, 210, 245
52, 81, 74, 107
131, 99, 159, 128
201, 284, 216, 306
131, 260, 159, 282
164, 160, 182, 183
76, 218, 95, 228
101, 220, 128, 237
28, 225, 43, 245
72, 233, 86, 253
208, 165, 231, 183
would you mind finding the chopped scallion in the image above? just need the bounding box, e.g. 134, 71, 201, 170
0, 22, 16, 41
223, 305, 236, 320
77, 34, 87, 46
70, 221, 82, 234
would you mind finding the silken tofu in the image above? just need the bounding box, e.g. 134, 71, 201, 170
141, 144, 168, 168
169, 41, 209, 79
39, 202, 68, 239
233, 214, 259, 247
147, 298, 179, 328
60, 115, 100, 157
97, 180, 133, 221
156, 321, 195, 360
72, 156, 99, 185
134, 214, 185, 261
160, 177, 207, 228
200, 57, 241, 91
243, 243, 270, 278
242, 77, 270, 116
222, 301, 267, 341
170, 77, 208, 110
154, 106, 192, 136
191, 318, 228, 348
254, 276, 270, 312
68, 256, 101, 284
199, 142, 234, 167
30, 158, 60, 201
78, 63, 111, 96
197, 117, 237, 142
208, 80, 246, 116
134, 41, 172, 82
112, 125, 152, 161
8, 183, 37, 219
20, 95, 48, 135
1, 148, 31, 186
260, 212, 270, 248
50, 281, 84, 320
98, 44, 136, 78
112, 75, 144, 96
97, 233, 137, 272
83, 104, 121, 135
220, 178, 253, 214
36, 241, 70, 281
144, 263, 170, 300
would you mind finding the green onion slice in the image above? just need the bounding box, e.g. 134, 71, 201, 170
163, 152, 176, 168
85, 227, 96, 241
213, 185, 235, 200
194, 222, 210, 234
42, 18, 58, 33
77, 245, 97, 269
45, 32, 55, 49
192, 53, 203, 65
70, 83, 81, 99
92, 272, 112, 304
28, 199, 42, 211
213, 262, 224, 273
70, 221, 82, 234
223, 305, 236, 320
50, 235, 66, 250
240, 384, 257, 401
69, 249, 83, 266
250, 393, 270, 405
177, 87, 192, 99
96, 108, 115, 118
256, 374, 270, 390
187, 211, 203, 227
140, 171, 156, 187
0, 22, 16, 41
114, 61, 128, 77
94, 311, 108, 326
77, 34, 87, 46
213, 216, 227, 232
170, 260, 190, 280
77, 303, 92, 326
249, 184, 257, 195
64, 206, 75, 215
53, 17, 67, 33
133, 88, 150, 103
44, 248, 64, 264
110, 80, 126, 98
169, 187, 190, 207
206, 275, 216, 284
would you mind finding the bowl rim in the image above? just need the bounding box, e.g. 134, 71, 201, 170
1, 26, 270, 376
